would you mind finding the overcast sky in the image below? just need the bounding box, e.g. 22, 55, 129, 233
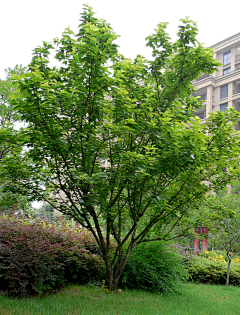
1, 0, 240, 79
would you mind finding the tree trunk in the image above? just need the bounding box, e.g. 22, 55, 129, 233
105, 257, 114, 291
226, 259, 231, 287
111, 268, 124, 292
105, 264, 126, 292
104, 244, 133, 292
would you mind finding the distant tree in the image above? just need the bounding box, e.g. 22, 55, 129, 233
205, 182, 240, 287
219, 213, 240, 287
4, 6, 240, 291
0, 66, 31, 214
40, 203, 55, 221
0, 66, 24, 124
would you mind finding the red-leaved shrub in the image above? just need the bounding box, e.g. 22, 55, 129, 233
0, 215, 104, 297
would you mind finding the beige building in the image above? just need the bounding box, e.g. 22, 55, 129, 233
193, 32, 240, 129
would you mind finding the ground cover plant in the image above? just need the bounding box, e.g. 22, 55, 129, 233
0, 283, 240, 315
0, 215, 104, 297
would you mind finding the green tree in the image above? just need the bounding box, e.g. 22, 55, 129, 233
0, 66, 31, 214
4, 5, 240, 291
0, 66, 20, 190
204, 182, 240, 287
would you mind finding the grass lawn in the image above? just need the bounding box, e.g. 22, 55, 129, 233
0, 283, 240, 315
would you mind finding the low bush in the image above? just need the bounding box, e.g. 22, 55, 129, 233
187, 255, 240, 286
118, 241, 189, 294
199, 250, 240, 264
0, 215, 104, 297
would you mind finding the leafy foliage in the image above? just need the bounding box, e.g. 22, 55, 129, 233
187, 255, 240, 286
3, 5, 240, 291
196, 181, 240, 286
0, 192, 29, 214
0, 66, 32, 213
209, 183, 240, 254
0, 215, 104, 297
118, 242, 188, 293
199, 250, 229, 262
0, 65, 25, 125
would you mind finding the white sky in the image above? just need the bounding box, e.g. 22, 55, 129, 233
1, 0, 240, 79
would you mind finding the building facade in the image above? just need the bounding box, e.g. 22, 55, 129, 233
193, 32, 240, 128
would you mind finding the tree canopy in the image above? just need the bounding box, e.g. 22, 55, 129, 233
3, 5, 240, 291
0, 66, 31, 213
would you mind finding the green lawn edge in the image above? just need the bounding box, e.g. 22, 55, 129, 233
1, 283, 240, 315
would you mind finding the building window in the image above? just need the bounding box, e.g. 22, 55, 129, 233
220, 84, 228, 99
199, 94, 206, 101
223, 50, 231, 65
220, 103, 228, 112
196, 112, 206, 119
223, 67, 231, 76
101, 157, 106, 164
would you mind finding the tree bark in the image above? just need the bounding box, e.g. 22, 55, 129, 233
104, 242, 133, 292
226, 259, 231, 287
105, 256, 114, 291
106, 262, 127, 292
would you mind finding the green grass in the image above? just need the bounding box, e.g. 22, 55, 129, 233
1, 283, 240, 315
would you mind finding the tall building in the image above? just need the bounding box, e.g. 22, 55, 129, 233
193, 32, 240, 129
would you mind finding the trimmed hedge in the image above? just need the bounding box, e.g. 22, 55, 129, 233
0, 215, 104, 297
187, 255, 240, 286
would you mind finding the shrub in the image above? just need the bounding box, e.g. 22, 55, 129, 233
199, 250, 240, 264
118, 242, 188, 294
0, 215, 104, 297
199, 250, 227, 262
187, 255, 240, 286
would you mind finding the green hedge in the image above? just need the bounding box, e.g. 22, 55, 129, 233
187, 256, 240, 286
